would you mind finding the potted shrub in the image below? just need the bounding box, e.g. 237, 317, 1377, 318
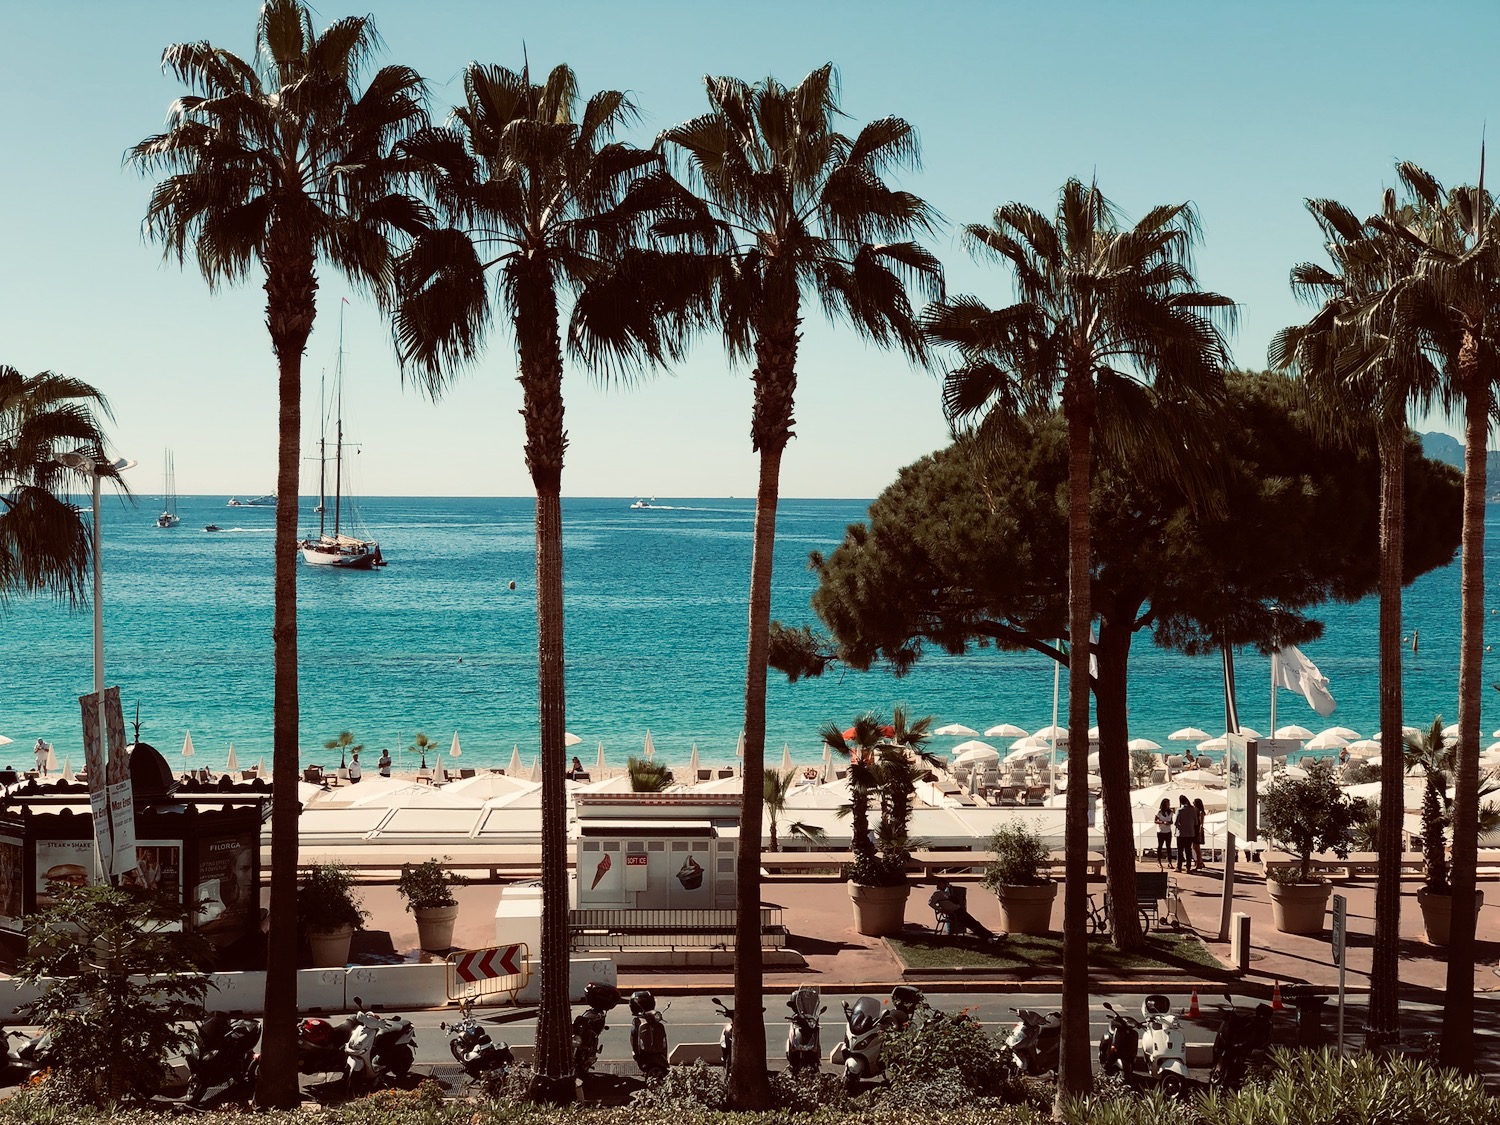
982, 822, 1057, 934
1259, 760, 1362, 934
1406, 717, 1485, 945
397, 858, 468, 952
297, 863, 368, 967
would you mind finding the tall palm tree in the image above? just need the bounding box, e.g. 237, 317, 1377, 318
657, 66, 942, 1107
1270, 196, 1440, 1043
0, 367, 115, 605
390, 61, 691, 1099
923, 180, 1235, 1098
1367, 162, 1500, 1068
818, 715, 886, 860
128, 1, 430, 1106
762, 768, 827, 851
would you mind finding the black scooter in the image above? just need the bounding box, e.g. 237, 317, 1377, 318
442, 998, 514, 1082
184, 1012, 260, 1105
1209, 993, 1273, 1090
572, 982, 622, 1079
628, 989, 669, 1079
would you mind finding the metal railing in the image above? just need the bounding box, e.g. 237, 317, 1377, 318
568, 906, 785, 951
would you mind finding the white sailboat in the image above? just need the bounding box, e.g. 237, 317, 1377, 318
298, 307, 384, 570
155, 450, 180, 527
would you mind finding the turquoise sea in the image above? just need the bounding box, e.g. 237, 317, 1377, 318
3, 496, 1497, 775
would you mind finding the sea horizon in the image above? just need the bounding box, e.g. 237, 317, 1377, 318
4, 495, 1495, 776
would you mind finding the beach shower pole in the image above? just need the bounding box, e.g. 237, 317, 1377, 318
1049, 641, 1061, 796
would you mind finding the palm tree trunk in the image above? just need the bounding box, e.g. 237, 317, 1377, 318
516, 276, 574, 1099
731, 307, 799, 1111
1093, 620, 1142, 951
1442, 347, 1486, 1070
1058, 382, 1095, 1100
1368, 418, 1406, 1042
257, 240, 314, 1111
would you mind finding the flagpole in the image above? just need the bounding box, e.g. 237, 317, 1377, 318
1268, 653, 1278, 782
1050, 641, 1062, 798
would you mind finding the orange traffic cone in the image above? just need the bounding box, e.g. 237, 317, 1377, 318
1188, 988, 1200, 1018
1271, 980, 1284, 1011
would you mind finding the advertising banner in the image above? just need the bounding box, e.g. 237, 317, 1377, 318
79, 686, 135, 877
0, 837, 22, 930
194, 833, 257, 946
35, 839, 98, 908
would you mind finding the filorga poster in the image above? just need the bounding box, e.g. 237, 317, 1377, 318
195, 833, 257, 945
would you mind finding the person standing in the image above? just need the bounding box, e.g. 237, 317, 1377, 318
1153, 799, 1174, 868
348, 751, 362, 784
377, 749, 392, 778
1193, 797, 1207, 870
32, 739, 48, 777
1174, 796, 1198, 874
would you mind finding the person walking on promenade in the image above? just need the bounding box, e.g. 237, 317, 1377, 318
1174, 795, 1198, 873
1154, 799, 1174, 868
1192, 797, 1207, 870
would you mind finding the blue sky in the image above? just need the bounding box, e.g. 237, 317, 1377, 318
1, 0, 1497, 498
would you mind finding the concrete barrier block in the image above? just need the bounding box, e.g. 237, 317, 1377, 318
345, 963, 448, 1011
1186, 1041, 1214, 1068
205, 971, 266, 1015
669, 1042, 722, 1066
516, 956, 615, 1005
297, 968, 348, 1012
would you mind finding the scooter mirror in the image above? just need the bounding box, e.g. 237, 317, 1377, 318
352, 996, 364, 1008
1224, 993, 1234, 1004
820, 1006, 827, 1014
440, 1022, 448, 1031
711, 997, 722, 1005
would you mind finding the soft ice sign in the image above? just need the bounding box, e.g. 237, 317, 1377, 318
625, 852, 648, 891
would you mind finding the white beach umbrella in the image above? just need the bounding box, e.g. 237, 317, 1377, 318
1237, 727, 1264, 741
935, 724, 980, 737
643, 731, 656, 761
1484, 742, 1500, 757
688, 743, 701, 778
1372, 727, 1421, 742
822, 741, 833, 781
449, 732, 462, 758
951, 739, 998, 756
1441, 723, 1460, 738
1346, 739, 1382, 757
255, 757, 266, 777
61, 756, 74, 782
564, 731, 584, 747
1087, 751, 1100, 771
736, 731, 745, 759
0, 735, 11, 747
953, 746, 1001, 766
1034, 724, 1069, 741
1174, 768, 1225, 787
225, 744, 238, 772
1009, 736, 1049, 751
984, 723, 1028, 738
595, 742, 606, 772
434, 756, 446, 782
1170, 727, 1210, 741
1197, 737, 1230, 753
1005, 746, 1040, 764
528, 755, 540, 782
507, 745, 523, 775
182, 732, 195, 759
45, 744, 58, 772
1128, 737, 1162, 752
780, 743, 793, 773
1324, 726, 1362, 740
1306, 731, 1350, 751
1366, 755, 1383, 768
1275, 765, 1310, 781
1273, 725, 1314, 740
1087, 727, 1101, 740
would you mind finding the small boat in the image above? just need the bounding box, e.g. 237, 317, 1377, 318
630, 497, 658, 509
227, 494, 275, 508
156, 450, 180, 528
299, 305, 384, 571
204, 524, 221, 533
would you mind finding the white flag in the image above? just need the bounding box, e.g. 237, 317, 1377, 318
1274, 645, 1336, 716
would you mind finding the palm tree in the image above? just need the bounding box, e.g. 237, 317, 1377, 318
322, 731, 363, 771
923, 179, 1235, 1098
0, 367, 115, 605
1270, 195, 1441, 1043
128, 2, 430, 1106
1366, 162, 1500, 1068
389, 61, 691, 1099
408, 731, 438, 770
762, 769, 827, 852
657, 66, 942, 1107
818, 715, 886, 860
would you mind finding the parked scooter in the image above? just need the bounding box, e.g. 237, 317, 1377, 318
784, 986, 824, 1072
830, 986, 924, 1092
343, 996, 417, 1093
3, 1028, 52, 1084
998, 1007, 1061, 1078
710, 997, 735, 1074
442, 998, 514, 1082
628, 989, 669, 1079
1209, 993, 1273, 1090
184, 1012, 261, 1105
572, 982, 621, 1079
1099, 996, 1187, 1096
297, 1014, 357, 1075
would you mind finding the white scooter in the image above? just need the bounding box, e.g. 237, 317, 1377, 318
829, 985, 922, 1092
343, 996, 417, 1094
784, 986, 824, 1072
1136, 994, 1189, 1096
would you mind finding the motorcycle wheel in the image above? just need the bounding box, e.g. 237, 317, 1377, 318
573, 1046, 596, 1080
1159, 1071, 1184, 1099
642, 1054, 668, 1080
450, 1040, 468, 1065
185, 1080, 204, 1106
842, 1061, 861, 1095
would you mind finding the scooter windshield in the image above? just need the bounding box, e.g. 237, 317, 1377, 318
790, 987, 820, 1018
847, 996, 883, 1034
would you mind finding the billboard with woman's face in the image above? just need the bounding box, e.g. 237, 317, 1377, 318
195, 833, 257, 946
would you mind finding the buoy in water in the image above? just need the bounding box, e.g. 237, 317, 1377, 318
509, 580, 516, 590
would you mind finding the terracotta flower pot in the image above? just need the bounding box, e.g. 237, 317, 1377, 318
1418, 887, 1484, 946
307, 925, 354, 967
848, 881, 910, 936
413, 904, 460, 952
1268, 880, 1331, 935
995, 882, 1057, 935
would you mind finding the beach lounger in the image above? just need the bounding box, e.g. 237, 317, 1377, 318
996, 786, 1022, 806
717, 768, 735, 779
1025, 785, 1048, 806
698, 769, 712, 781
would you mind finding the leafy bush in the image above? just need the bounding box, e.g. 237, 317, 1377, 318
983, 822, 1052, 888
881, 1001, 1008, 1095
629, 1060, 728, 1110
1259, 760, 1363, 883
298, 862, 370, 932
769, 1066, 853, 1110
396, 857, 468, 910
846, 850, 908, 887
627, 755, 672, 792
16, 883, 212, 1106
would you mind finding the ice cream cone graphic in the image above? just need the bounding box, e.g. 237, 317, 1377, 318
590, 852, 612, 890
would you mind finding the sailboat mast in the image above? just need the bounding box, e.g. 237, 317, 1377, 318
333, 309, 344, 539
317, 372, 327, 539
